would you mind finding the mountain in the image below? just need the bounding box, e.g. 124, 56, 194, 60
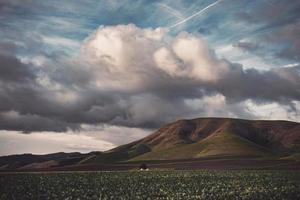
0, 152, 101, 170
101, 118, 300, 161
1, 118, 300, 171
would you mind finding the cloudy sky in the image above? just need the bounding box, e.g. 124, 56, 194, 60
0, 0, 299, 155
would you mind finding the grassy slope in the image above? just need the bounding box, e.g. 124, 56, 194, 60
131, 132, 272, 161
281, 153, 300, 161
31, 119, 300, 165
2, 118, 299, 170
79, 144, 151, 164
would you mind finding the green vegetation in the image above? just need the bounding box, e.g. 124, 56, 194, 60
133, 132, 271, 161
281, 153, 300, 161
1, 170, 300, 199
80, 144, 151, 164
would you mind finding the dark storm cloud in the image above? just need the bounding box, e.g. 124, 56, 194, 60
0, 0, 300, 134
0, 111, 76, 133
236, 0, 300, 62
0, 0, 43, 19
0, 0, 28, 11
237, 0, 300, 26
233, 42, 259, 52
0, 42, 81, 132
0, 54, 35, 82
0, 42, 16, 55
0, 43, 39, 110
273, 21, 300, 61
30, 25, 298, 129
1, 24, 300, 132
197, 27, 212, 35
215, 66, 300, 102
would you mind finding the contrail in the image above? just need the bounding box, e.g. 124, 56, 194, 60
158, 3, 185, 20
263, 0, 274, 6
168, 0, 222, 29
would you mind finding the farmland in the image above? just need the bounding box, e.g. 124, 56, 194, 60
1, 170, 300, 199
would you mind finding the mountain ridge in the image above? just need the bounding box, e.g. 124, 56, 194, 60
108, 117, 300, 160
1, 117, 300, 171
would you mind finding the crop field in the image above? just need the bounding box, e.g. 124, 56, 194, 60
1, 170, 300, 199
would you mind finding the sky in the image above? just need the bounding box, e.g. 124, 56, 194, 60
0, 0, 300, 155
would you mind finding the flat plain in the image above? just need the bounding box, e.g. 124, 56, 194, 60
1, 170, 300, 200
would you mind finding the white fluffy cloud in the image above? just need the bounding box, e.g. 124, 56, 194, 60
0, 24, 300, 156
244, 100, 300, 121
32, 24, 299, 130
80, 24, 232, 91
1, 24, 299, 139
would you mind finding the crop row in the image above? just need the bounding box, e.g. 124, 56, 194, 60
0, 170, 299, 199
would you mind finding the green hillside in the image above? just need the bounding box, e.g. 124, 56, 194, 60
132, 132, 271, 161
1, 117, 299, 170
82, 118, 300, 163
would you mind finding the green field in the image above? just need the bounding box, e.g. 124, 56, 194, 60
1, 171, 300, 199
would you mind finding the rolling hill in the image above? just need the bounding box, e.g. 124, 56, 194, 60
103, 118, 300, 161
1, 117, 300, 171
